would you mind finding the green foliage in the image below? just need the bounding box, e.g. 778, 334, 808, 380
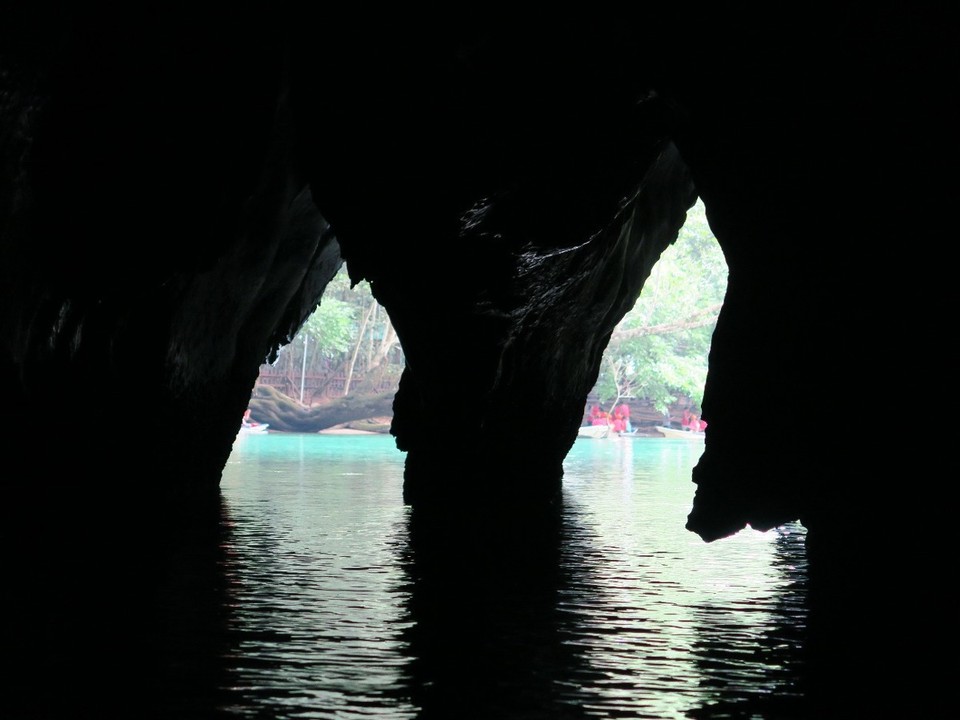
594, 198, 727, 412
302, 298, 354, 358
301, 267, 382, 358
283, 266, 378, 363
265, 199, 725, 410
263, 263, 404, 402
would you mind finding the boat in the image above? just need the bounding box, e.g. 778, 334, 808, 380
238, 422, 269, 435
578, 424, 610, 439
654, 425, 704, 440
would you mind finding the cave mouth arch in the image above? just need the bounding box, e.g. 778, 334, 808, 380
248, 264, 404, 432
245, 196, 727, 456
589, 196, 727, 435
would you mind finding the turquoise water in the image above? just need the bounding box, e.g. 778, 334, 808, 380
206, 432, 809, 719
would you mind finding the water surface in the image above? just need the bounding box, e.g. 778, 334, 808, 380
189, 432, 809, 719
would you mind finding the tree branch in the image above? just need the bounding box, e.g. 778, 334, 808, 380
610, 304, 723, 342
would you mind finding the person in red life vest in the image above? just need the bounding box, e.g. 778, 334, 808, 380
611, 407, 625, 433
618, 403, 632, 433
682, 409, 693, 430
593, 408, 610, 426
590, 405, 604, 425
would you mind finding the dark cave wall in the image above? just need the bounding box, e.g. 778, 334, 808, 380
0, 7, 954, 560
1, 7, 957, 714
660, 9, 959, 549
0, 5, 955, 559
0, 8, 953, 543
285, 17, 701, 508
0, 8, 342, 500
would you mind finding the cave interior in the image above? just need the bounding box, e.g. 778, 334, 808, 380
1, 7, 956, 715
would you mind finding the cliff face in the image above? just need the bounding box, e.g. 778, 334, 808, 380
1, 7, 956, 713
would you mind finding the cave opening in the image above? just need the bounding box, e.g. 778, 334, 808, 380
216, 190, 810, 718
252, 264, 403, 422
1, 8, 955, 714
589, 196, 727, 435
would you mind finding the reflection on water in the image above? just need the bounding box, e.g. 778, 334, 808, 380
80, 434, 807, 720
216, 433, 412, 718
160, 433, 812, 719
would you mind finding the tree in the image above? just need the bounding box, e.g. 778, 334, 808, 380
261, 199, 724, 415
594, 198, 728, 413
259, 266, 404, 404
302, 295, 355, 358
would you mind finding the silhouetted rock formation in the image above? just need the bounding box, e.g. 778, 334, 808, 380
2, 7, 955, 716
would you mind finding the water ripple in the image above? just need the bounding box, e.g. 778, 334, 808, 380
192, 434, 812, 719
